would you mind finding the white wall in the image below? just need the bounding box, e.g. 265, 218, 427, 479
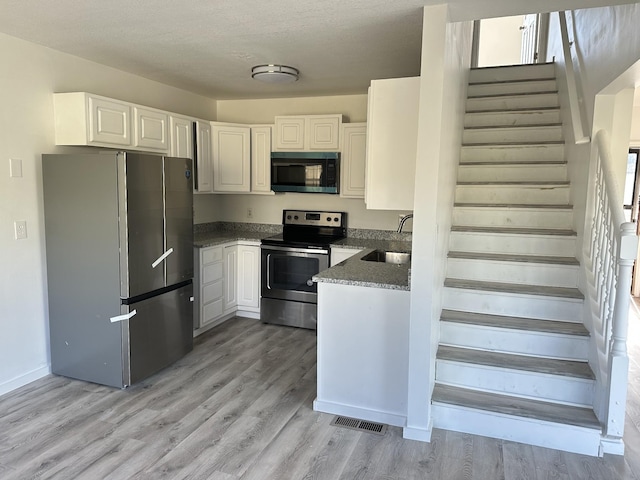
477, 16, 525, 67
631, 104, 640, 146
404, 5, 472, 441
207, 94, 411, 230
0, 32, 217, 396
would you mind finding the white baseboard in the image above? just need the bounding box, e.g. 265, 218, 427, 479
600, 436, 625, 456
236, 310, 260, 320
0, 365, 50, 397
313, 398, 407, 428
403, 420, 433, 442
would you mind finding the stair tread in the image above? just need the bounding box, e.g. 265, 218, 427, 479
447, 251, 579, 265
468, 90, 558, 99
432, 384, 601, 429
465, 107, 561, 114
468, 77, 556, 86
464, 123, 562, 130
444, 278, 584, 300
437, 345, 594, 379
451, 225, 577, 236
457, 181, 569, 186
463, 141, 565, 147
441, 309, 589, 336
459, 161, 567, 166
454, 203, 572, 209
470, 62, 555, 70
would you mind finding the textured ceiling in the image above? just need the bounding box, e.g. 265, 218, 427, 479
0, 0, 633, 100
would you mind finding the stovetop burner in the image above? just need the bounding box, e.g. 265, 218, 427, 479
261, 209, 347, 248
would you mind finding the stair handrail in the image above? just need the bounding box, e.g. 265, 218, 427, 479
558, 11, 590, 145
590, 128, 637, 445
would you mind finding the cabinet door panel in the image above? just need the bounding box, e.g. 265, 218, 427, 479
224, 245, 238, 310
134, 107, 169, 151
274, 117, 305, 150
203, 281, 223, 304
202, 298, 224, 325
308, 116, 340, 150
340, 123, 366, 198
195, 121, 213, 193
212, 125, 250, 192
88, 96, 131, 146
170, 116, 194, 159
238, 245, 260, 308
202, 246, 223, 264
203, 262, 223, 284
251, 126, 272, 192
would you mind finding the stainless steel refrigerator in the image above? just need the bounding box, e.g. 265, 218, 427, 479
43, 152, 194, 388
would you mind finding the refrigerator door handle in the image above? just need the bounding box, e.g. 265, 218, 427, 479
110, 309, 137, 323
151, 247, 174, 269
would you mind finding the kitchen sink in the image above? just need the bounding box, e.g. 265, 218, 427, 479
361, 250, 411, 265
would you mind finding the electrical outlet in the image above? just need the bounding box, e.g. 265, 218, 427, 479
14, 220, 27, 240
247, 208, 253, 219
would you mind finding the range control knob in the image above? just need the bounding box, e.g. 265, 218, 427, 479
326, 217, 332, 222
294, 215, 299, 220
334, 217, 339, 222
286, 215, 292, 220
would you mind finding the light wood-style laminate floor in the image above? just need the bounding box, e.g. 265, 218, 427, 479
2, 309, 640, 479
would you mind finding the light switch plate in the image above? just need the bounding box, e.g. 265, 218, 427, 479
10, 158, 22, 178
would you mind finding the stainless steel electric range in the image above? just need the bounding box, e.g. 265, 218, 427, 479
260, 209, 347, 330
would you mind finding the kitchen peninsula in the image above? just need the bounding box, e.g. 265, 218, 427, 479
313, 239, 412, 428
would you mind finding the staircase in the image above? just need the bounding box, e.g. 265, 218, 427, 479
431, 63, 602, 456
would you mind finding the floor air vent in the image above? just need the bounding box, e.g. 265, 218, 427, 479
330, 416, 388, 435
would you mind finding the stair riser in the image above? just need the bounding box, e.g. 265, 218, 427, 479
442, 287, 583, 321
431, 403, 600, 456
463, 126, 563, 144
464, 110, 562, 128
440, 322, 589, 360
469, 64, 556, 83
455, 185, 570, 204
461, 144, 564, 163
436, 362, 594, 406
446, 258, 579, 288
458, 164, 567, 182
468, 80, 557, 97
467, 94, 559, 112
449, 232, 577, 256
453, 207, 573, 228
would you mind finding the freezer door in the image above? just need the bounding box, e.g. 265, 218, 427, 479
120, 153, 165, 297
164, 157, 194, 286
123, 282, 194, 385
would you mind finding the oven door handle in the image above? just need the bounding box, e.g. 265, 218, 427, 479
261, 245, 329, 255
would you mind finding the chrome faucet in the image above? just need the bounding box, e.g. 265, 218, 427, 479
397, 213, 414, 233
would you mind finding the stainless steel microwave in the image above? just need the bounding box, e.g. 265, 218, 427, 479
271, 152, 339, 194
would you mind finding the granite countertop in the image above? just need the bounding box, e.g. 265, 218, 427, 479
315, 238, 412, 291
193, 221, 281, 248
193, 230, 273, 247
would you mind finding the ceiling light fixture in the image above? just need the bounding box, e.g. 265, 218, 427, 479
251, 64, 299, 84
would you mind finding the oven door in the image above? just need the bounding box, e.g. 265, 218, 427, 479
261, 245, 329, 303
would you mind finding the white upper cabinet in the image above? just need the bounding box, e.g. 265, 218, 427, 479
251, 126, 272, 193
195, 120, 213, 193
170, 115, 194, 159
365, 77, 419, 211
340, 123, 367, 199
273, 115, 342, 151
133, 106, 169, 152
54, 92, 132, 147
212, 123, 251, 192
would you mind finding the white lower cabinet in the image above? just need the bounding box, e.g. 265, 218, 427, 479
238, 243, 261, 310
195, 241, 262, 333
223, 244, 238, 312
330, 247, 363, 267
194, 245, 224, 329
